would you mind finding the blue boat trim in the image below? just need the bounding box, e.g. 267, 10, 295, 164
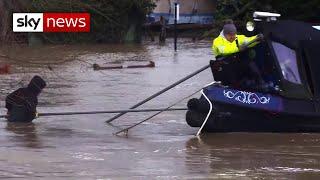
203, 85, 284, 112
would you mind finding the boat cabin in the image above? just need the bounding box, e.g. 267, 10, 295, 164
211, 15, 320, 103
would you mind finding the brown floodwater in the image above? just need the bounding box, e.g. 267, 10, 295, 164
0, 39, 320, 179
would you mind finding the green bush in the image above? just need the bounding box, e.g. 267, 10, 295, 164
30, 0, 155, 43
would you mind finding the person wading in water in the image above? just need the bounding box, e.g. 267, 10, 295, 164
5, 75, 46, 122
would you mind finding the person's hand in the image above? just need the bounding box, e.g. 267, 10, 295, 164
256, 33, 264, 41
35, 112, 39, 118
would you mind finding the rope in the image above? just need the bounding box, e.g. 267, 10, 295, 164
196, 89, 212, 136
196, 82, 216, 136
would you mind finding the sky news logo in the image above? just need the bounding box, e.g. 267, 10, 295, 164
13, 13, 90, 32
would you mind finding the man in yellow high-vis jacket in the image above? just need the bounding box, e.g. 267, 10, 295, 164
211, 20, 270, 90
212, 21, 263, 57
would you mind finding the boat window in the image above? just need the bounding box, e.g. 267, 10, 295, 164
272, 41, 302, 84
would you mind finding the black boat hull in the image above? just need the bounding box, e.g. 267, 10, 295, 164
186, 85, 320, 132
187, 104, 320, 132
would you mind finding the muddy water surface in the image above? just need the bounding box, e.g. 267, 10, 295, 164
0, 39, 319, 179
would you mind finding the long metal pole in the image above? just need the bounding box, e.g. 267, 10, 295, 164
0, 108, 187, 119
105, 64, 210, 123
114, 87, 203, 135
174, 3, 178, 51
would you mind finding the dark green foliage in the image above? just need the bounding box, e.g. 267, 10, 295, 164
30, 0, 156, 43
267, 0, 320, 21
215, 0, 320, 22
201, 0, 319, 39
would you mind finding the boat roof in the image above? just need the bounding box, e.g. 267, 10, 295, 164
261, 20, 320, 49
313, 26, 320, 30
261, 20, 320, 100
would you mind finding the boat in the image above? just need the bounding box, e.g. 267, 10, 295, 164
186, 12, 320, 132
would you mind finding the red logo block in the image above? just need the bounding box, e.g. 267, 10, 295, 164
43, 13, 90, 32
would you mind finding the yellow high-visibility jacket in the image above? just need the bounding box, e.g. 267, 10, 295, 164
212, 33, 257, 57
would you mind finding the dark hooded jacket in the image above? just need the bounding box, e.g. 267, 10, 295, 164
5, 76, 46, 122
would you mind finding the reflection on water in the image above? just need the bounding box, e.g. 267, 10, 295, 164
0, 39, 319, 179
5, 123, 42, 148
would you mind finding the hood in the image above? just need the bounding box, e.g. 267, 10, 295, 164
27, 75, 46, 95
